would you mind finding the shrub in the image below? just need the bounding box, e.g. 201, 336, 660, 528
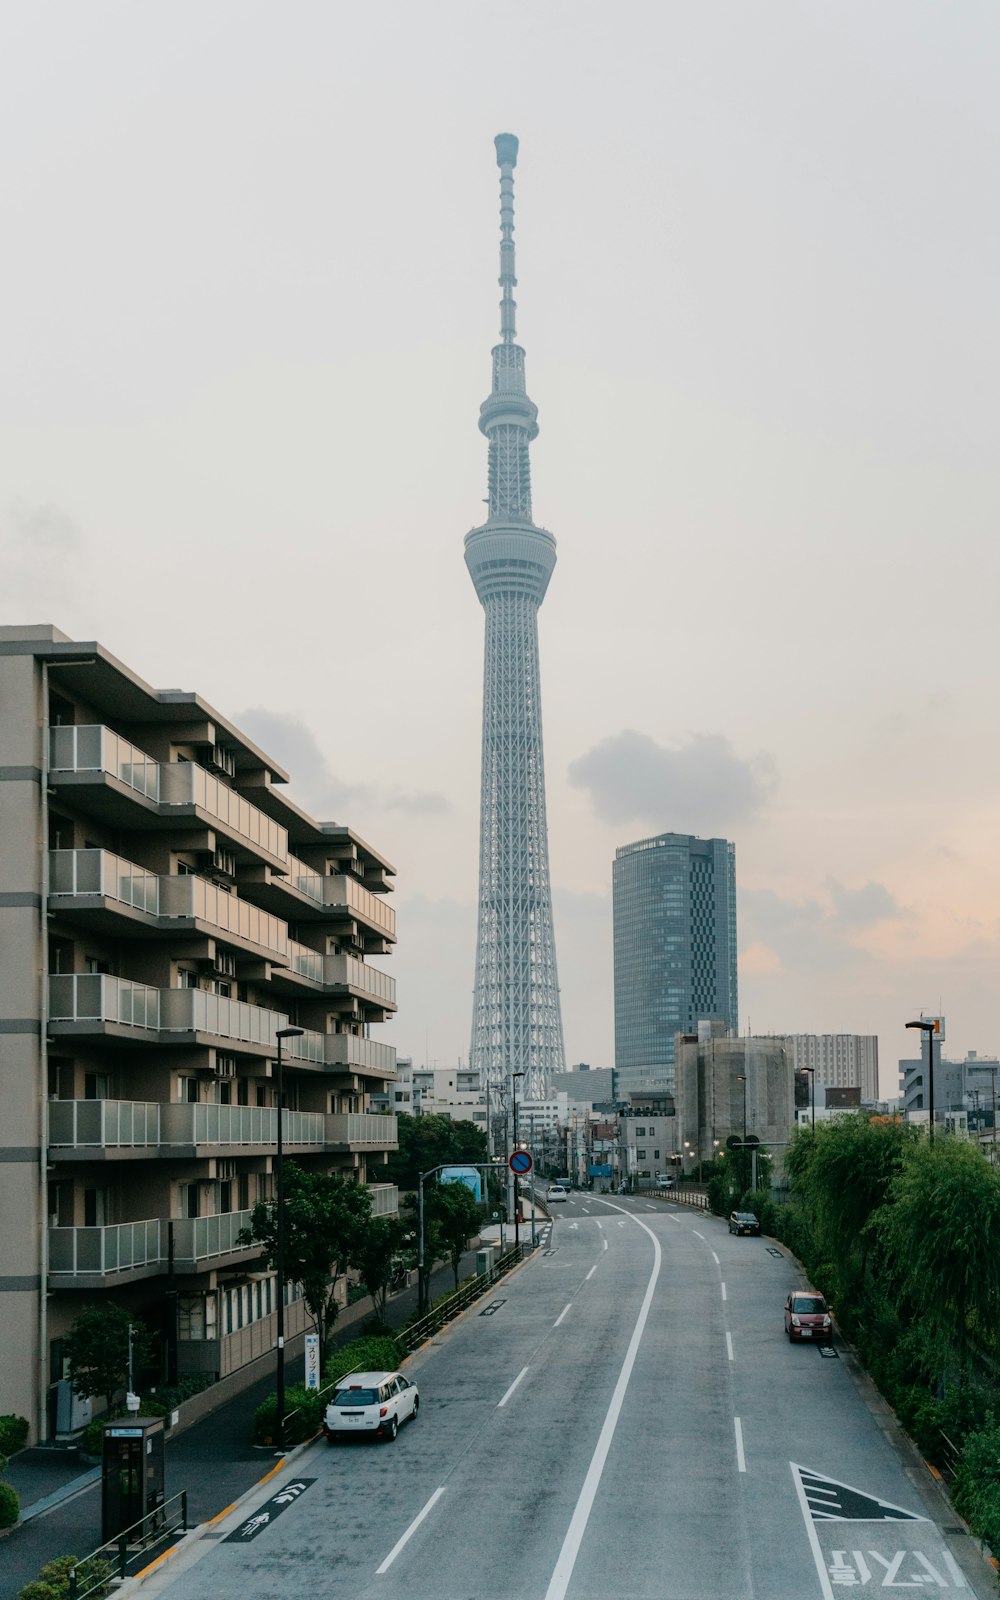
18, 1554, 113, 1600
953, 1426, 1000, 1553
0, 1481, 20, 1528
324, 1334, 403, 1386
0, 1414, 29, 1456
252, 1383, 324, 1447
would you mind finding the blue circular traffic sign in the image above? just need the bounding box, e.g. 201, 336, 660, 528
509, 1150, 533, 1174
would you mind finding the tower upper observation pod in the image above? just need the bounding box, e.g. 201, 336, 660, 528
466, 134, 566, 1103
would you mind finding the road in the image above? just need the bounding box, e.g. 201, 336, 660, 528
141, 1193, 988, 1600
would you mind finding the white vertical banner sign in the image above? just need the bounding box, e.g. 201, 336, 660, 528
304, 1335, 320, 1391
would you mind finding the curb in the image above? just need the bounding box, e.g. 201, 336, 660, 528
17, 1466, 101, 1523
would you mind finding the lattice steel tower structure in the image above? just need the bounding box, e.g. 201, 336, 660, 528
466, 133, 566, 1101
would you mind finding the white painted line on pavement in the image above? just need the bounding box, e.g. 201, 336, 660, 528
595, 1220, 603, 1229
721, 1282, 727, 1301
586, 1265, 597, 1280
554, 1303, 572, 1326
711, 1250, 720, 1264
582, 1208, 590, 1215
375, 1486, 446, 1574
602, 1237, 608, 1251
734, 1418, 746, 1473
497, 1367, 530, 1408
646, 1205, 656, 1212
544, 1206, 662, 1600
726, 1332, 734, 1362
692, 1229, 705, 1240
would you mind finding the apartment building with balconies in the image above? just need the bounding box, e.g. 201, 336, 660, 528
0, 626, 399, 1439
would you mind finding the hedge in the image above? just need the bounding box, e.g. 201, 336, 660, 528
252, 1332, 405, 1446
0, 1481, 20, 1529
17, 1554, 113, 1600
0, 1414, 29, 1457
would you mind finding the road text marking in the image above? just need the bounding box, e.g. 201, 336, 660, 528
497, 1366, 530, 1408
375, 1486, 446, 1574
734, 1418, 746, 1473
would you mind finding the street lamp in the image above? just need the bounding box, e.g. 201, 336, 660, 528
906, 1019, 938, 1146
274, 1025, 304, 1454
736, 1074, 747, 1141
800, 1066, 816, 1134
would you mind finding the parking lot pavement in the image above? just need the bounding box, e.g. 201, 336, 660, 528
0, 1247, 482, 1600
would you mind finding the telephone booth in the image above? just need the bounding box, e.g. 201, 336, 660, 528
101, 1417, 165, 1542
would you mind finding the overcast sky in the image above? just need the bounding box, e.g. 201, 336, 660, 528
3, 3, 998, 1095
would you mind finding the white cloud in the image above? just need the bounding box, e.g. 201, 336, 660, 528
568, 730, 776, 835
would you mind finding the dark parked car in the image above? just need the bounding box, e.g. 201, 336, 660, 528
784, 1290, 833, 1343
728, 1211, 760, 1236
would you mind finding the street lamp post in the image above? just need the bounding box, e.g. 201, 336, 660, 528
274, 1025, 304, 1454
906, 1019, 938, 1147
736, 1074, 747, 1140
800, 1066, 816, 1133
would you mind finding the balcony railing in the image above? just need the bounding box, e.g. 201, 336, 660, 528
49, 974, 160, 1030
326, 954, 396, 1006
324, 1036, 396, 1075
160, 990, 326, 1061
49, 727, 288, 862
287, 941, 325, 982
325, 876, 396, 937
49, 1099, 161, 1148
48, 851, 289, 959
160, 1103, 325, 1148
325, 1112, 398, 1148
368, 1183, 399, 1217
48, 1219, 162, 1277
171, 1209, 254, 1267
286, 854, 324, 904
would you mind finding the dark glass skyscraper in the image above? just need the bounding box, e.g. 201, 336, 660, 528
613, 833, 738, 1097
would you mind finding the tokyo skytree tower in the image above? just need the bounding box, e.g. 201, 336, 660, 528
466, 133, 566, 1101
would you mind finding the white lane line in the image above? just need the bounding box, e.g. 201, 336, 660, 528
582, 1208, 590, 1215
726, 1332, 734, 1362
497, 1366, 530, 1408
602, 1237, 608, 1251
375, 1486, 446, 1573
721, 1282, 727, 1301
586, 1265, 598, 1280
544, 1207, 662, 1600
596, 1220, 603, 1230
711, 1250, 720, 1264
734, 1418, 746, 1473
554, 1303, 572, 1326
617, 1220, 625, 1228
692, 1229, 705, 1240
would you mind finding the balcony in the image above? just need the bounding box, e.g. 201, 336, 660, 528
273, 860, 395, 941
48, 1219, 162, 1280
49, 974, 160, 1032
171, 1209, 255, 1268
284, 946, 396, 1009
367, 1183, 399, 1217
47, 1100, 327, 1155
325, 1112, 398, 1149
49, 727, 288, 865
323, 1035, 396, 1077
49, 850, 289, 960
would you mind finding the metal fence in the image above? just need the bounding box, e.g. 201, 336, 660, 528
398, 1245, 527, 1352
68, 1491, 189, 1599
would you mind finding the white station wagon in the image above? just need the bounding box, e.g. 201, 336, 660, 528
323, 1370, 419, 1443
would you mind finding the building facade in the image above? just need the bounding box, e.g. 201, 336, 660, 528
466, 133, 566, 1102
0, 626, 398, 1440
613, 833, 738, 1096
787, 1034, 879, 1101
674, 1032, 795, 1167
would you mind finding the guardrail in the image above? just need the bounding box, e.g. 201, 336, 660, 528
68, 1490, 189, 1599
653, 1186, 709, 1210
399, 1245, 527, 1352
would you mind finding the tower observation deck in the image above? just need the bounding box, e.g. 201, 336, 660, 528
465, 133, 566, 1101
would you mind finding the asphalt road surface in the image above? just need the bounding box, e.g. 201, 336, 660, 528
140, 1194, 989, 1600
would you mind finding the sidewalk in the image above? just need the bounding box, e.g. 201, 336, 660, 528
0, 1247, 481, 1600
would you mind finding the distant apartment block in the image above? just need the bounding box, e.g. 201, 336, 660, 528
613, 833, 738, 1096
787, 1034, 879, 1101
674, 1031, 795, 1166
410, 1066, 487, 1125
899, 1040, 999, 1125
0, 626, 398, 1440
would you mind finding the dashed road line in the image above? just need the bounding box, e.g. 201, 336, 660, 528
375, 1486, 446, 1574
497, 1366, 530, 1408
726, 1332, 734, 1361
734, 1418, 746, 1473
586, 1264, 597, 1280
721, 1282, 727, 1301
554, 1304, 572, 1326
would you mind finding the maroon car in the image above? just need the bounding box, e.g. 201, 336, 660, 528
784, 1289, 833, 1343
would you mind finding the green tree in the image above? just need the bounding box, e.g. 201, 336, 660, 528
238, 1163, 372, 1368
62, 1305, 155, 1415
383, 1114, 488, 1191
351, 1215, 411, 1323
427, 1180, 482, 1290
875, 1136, 1000, 1374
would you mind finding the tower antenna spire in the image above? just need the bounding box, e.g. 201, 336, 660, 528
494, 132, 519, 344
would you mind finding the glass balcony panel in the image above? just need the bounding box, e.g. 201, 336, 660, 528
286, 854, 324, 903
48, 974, 160, 1029
367, 1183, 399, 1217
288, 942, 324, 982
48, 1220, 162, 1276
323, 1036, 396, 1074
48, 849, 160, 913
159, 761, 287, 861
323, 876, 396, 937
325, 954, 396, 1006
325, 1112, 398, 1146
171, 1209, 253, 1266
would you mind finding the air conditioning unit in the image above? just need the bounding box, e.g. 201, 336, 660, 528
211, 847, 237, 880
215, 1054, 237, 1079
208, 744, 236, 779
